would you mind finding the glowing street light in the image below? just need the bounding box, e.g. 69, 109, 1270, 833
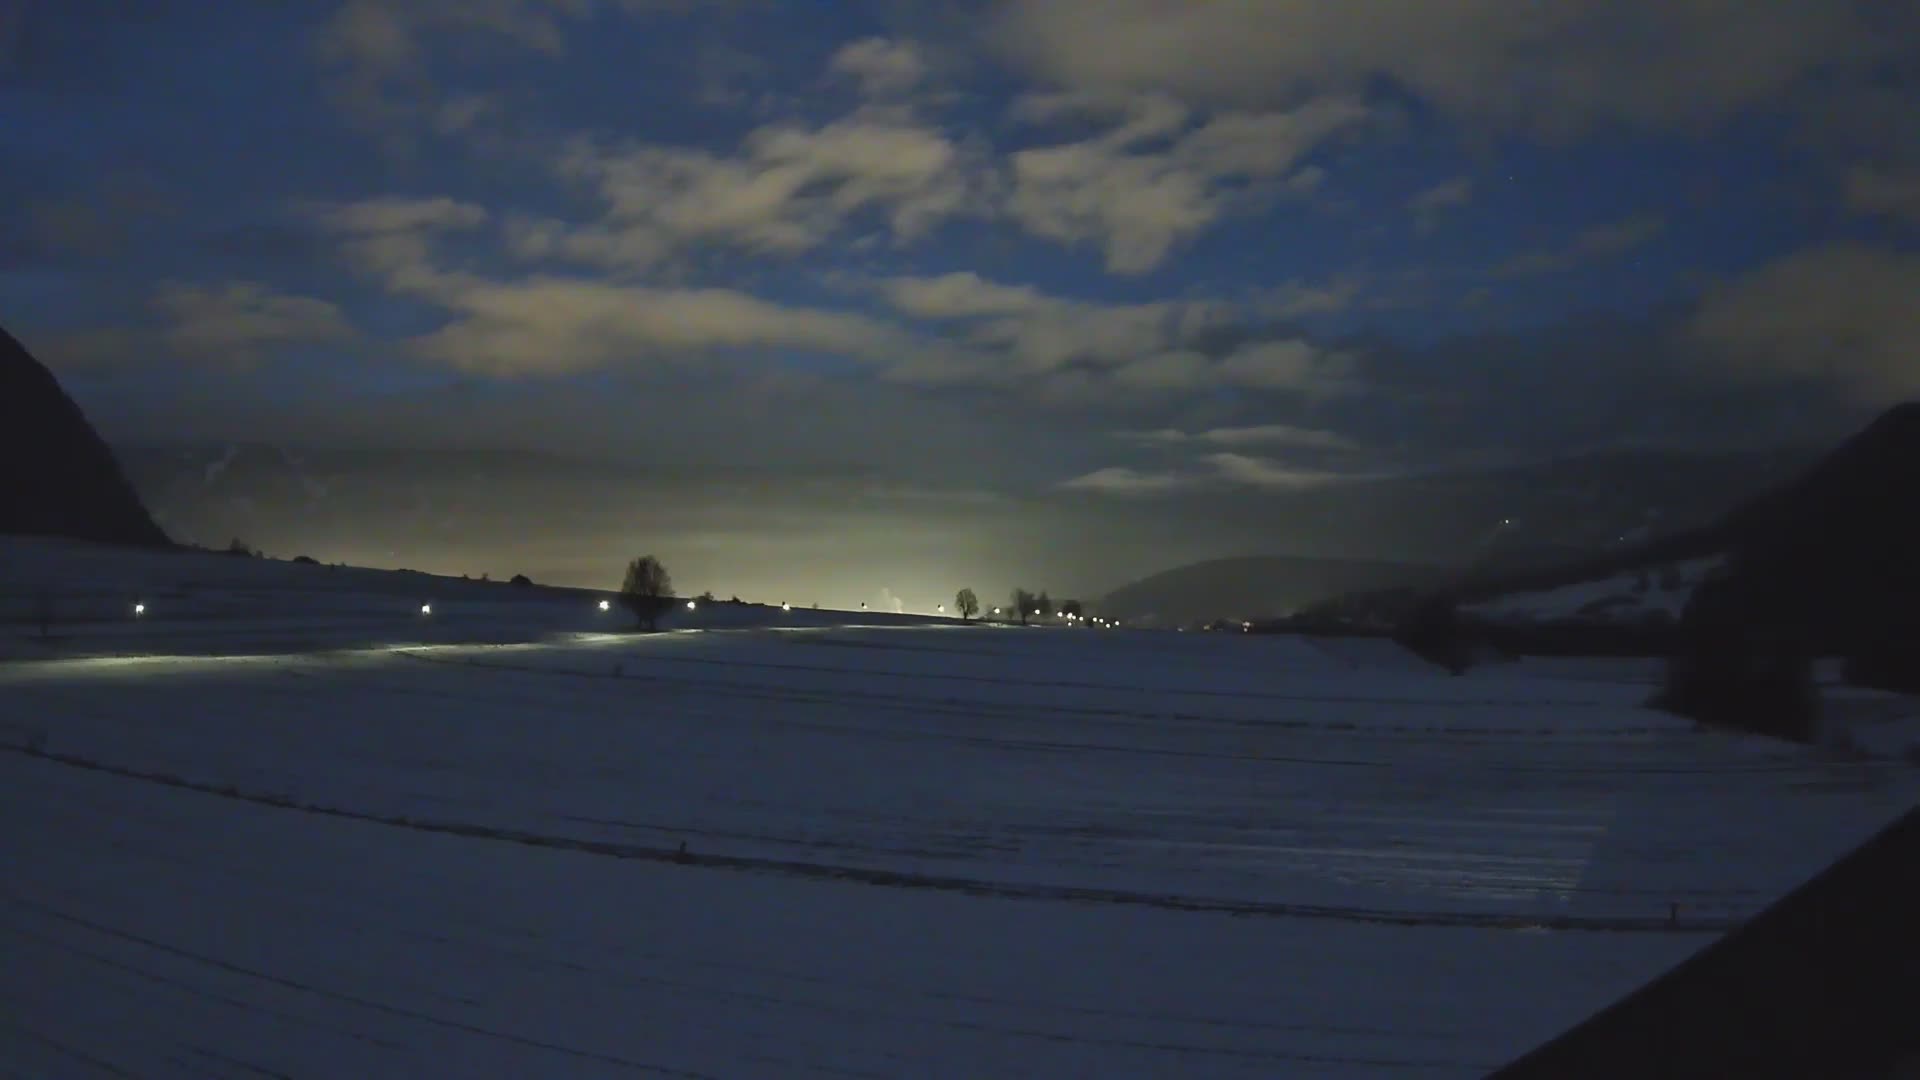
132, 602, 145, 617
936, 604, 945, 613
686, 600, 697, 610
782, 602, 791, 611
599, 599, 612, 611
420, 603, 433, 616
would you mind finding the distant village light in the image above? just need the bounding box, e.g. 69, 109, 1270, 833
598, 599, 611, 612
421, 603, 432, 615
687, 600, 697, 610
133, 602, 145, 616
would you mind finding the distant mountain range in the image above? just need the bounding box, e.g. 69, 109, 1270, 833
112, 436, 1823, 605
112, 442, 864, 554
1093, 444, 1817, 625
2, 323, 169, 548
1097, 556, 1451, 626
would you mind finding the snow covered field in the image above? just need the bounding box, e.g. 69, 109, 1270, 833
4, 538, 1917, 1076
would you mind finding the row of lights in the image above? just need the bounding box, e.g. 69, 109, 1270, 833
129, 596, 1095, 624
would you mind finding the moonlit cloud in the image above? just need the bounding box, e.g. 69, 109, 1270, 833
1494, 213, 1666, 277
1844, 166, 1920, 225
1005, 93, 1367, 272
1123, 425, 1359, 451
1692, 246, 1920, 401
988, 0, 1910, 136
829, 38, 930, 99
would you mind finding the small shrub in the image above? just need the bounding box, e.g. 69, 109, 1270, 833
510, 574, 533, 587
292, 555, 319, 565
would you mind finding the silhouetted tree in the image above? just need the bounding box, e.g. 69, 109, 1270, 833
1037, 591, 1054, 619
1011, 588, 1036, 625
1059, 599, 1084, 619
292, 554, 318, 565
620, 555, 675, 631
955, 588, 980, 621
510, 573, 533, 587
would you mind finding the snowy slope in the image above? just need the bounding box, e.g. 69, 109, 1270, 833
4, 537, 1917, 1076
1463, 558, 1723, 627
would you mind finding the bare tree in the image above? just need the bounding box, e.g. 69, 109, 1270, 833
1011, 587, 1036, 626
1037, 591, 1054, 619
955, 588, 979, 621
620, 555, 675, 631
1060, 599, 1084, 619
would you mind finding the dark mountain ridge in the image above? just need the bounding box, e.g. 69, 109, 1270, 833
1, 324, 169, 548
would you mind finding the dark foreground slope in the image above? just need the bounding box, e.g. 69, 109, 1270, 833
1491, 807, 1920, 1079
0, 324, 169, 548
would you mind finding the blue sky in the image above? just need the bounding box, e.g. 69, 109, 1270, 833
3, 0, 1918, 501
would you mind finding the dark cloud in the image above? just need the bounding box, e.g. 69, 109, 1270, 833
988, 0, 1915, 139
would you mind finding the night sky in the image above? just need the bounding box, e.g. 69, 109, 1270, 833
2, 1, 1917, 600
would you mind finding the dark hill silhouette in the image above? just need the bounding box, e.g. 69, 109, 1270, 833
1439, 405, 1919, 608
1657, 402, 1920, 729
1398, 402, 1920, 732
1, 324, 170, 548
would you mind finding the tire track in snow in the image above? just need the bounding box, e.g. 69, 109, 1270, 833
3, 743, 1743, 934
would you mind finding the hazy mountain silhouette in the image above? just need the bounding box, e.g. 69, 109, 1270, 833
1098, 555, 1452, 625
1, 324, 169, 548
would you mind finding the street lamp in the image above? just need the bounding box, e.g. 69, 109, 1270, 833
598, 599, 611, 612
686, 600, 697, 610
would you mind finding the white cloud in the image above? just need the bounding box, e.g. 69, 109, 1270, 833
152, 281, 356, 366
1061, 449, 1374, 497
876, 272, 1357, 396
1691, 245, 1920, 402
830, 38, 929, 98
1408, 176, 1474, 231
1844, 166, 1920, 225
879, 271, 1233, 376
989, 0, 1909, 137
33, 281, 355, 371
1202, 453, 1351, 490
308, 196, 491, 295
1059, 466, 1191, 496
1006, 94, 1367, 273
540, 111, 980, 271
410, 278, 919, 377
1112, 351, 1211, 390
1124, 424, 1358, 450
1408, 177, 1474, 213
1259, 276, 1363, 319
1215, 340, 1356, 395
312, 1, 730, 136
312, 195, 929, 378
1495, 213, 1665, 277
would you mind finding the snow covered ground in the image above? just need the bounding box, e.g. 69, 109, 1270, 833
1462, 558, 1723, 628
4, 537, 1918, 1076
